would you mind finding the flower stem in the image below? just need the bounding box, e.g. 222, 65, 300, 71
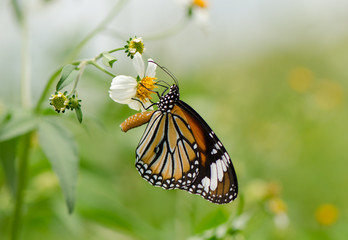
89, 61, 116, 78
69, 62, 87, 97
11, 133, 31, 240
35, 0, 128, 112
108, 47, 126, 54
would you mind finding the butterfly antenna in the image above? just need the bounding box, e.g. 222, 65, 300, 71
148, 60, 179, 87
131, 98, 156, 110
139, 82, 161, 99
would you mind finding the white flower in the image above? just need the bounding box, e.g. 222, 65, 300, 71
109, 53, 157, 111
178, 0, 210, 29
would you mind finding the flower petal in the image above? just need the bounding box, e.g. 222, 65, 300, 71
133, 52, 145, 78
109, 75, 137, 104
146, 59, 157, 78
128, 98, 153, 112
128, 99, 142, 111
110, 75, 137, 89
194, 8, 210, 29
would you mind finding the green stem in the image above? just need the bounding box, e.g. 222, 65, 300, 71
35, 0, 128, 113
69, 62, 86, 97
108, 47, 126, 54
10, 0, 24, 24
11, 133, 31, 240
89, 61, 116, 78
93, 47, 125, 60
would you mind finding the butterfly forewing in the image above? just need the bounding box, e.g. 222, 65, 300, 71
135, 107, 200, 189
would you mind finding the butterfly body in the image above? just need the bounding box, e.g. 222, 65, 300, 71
124, 85, 238, 204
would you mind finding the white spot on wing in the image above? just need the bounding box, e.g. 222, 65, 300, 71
202, 177, 210, 193
210, 163, 218, 191
216, 159, 224, 181
224, 152, 230, 162
220, 159, 227, 172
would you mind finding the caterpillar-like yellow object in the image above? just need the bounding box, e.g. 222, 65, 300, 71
120, 111, 155, 132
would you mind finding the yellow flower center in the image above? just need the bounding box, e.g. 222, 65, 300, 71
129, 38, 145, 55
193, 0, 208, 8
136, 77, 157, 102
50, 92, 68, 112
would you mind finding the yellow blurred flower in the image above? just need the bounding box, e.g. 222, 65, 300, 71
267, 198, 289, 229
268, 198, 287, 214
33, 171, 59, 191
245, 180, 283, 203
179, 0, 210, 28
288, 67, 313, 93
193, 0, 208, 8
313, 80, 344, 110
315, 204, 339, 226
266, 181, 282, 198
244, 179, 269, 202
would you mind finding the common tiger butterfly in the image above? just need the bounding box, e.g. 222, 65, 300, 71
121, 78, 238, 204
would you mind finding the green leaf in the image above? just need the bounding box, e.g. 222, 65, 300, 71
102, 52, 117, 68
56, 64, 78, 91
38, 117, 79, 213
0, 110, 37, 142
75, 107, 83, 123
0, 138, 18, 196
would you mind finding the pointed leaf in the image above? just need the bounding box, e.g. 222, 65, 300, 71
0, 138, 18, 196
0, 110, 37, 142
102, 52, 117, 68
38, 117, 79, 213
75, 107, 83, 123
56, 64, 78, 91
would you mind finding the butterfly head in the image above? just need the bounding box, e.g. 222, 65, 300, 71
157, 85, 180, 112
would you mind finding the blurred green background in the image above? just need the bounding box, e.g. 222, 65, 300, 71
1, 0, 348, 239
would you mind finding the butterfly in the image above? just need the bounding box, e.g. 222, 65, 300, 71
121, 81, 238, 204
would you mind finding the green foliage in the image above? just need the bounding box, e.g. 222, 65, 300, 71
102, 52, 118, 68
0, 110, 37, 142
38, 117, 79, 214
1, 1, 348, 240
56, 64, 78, 92
0, 138, 17, 196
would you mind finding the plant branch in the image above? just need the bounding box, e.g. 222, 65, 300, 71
89, 61, 116, 78
35, 0, 128, 113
